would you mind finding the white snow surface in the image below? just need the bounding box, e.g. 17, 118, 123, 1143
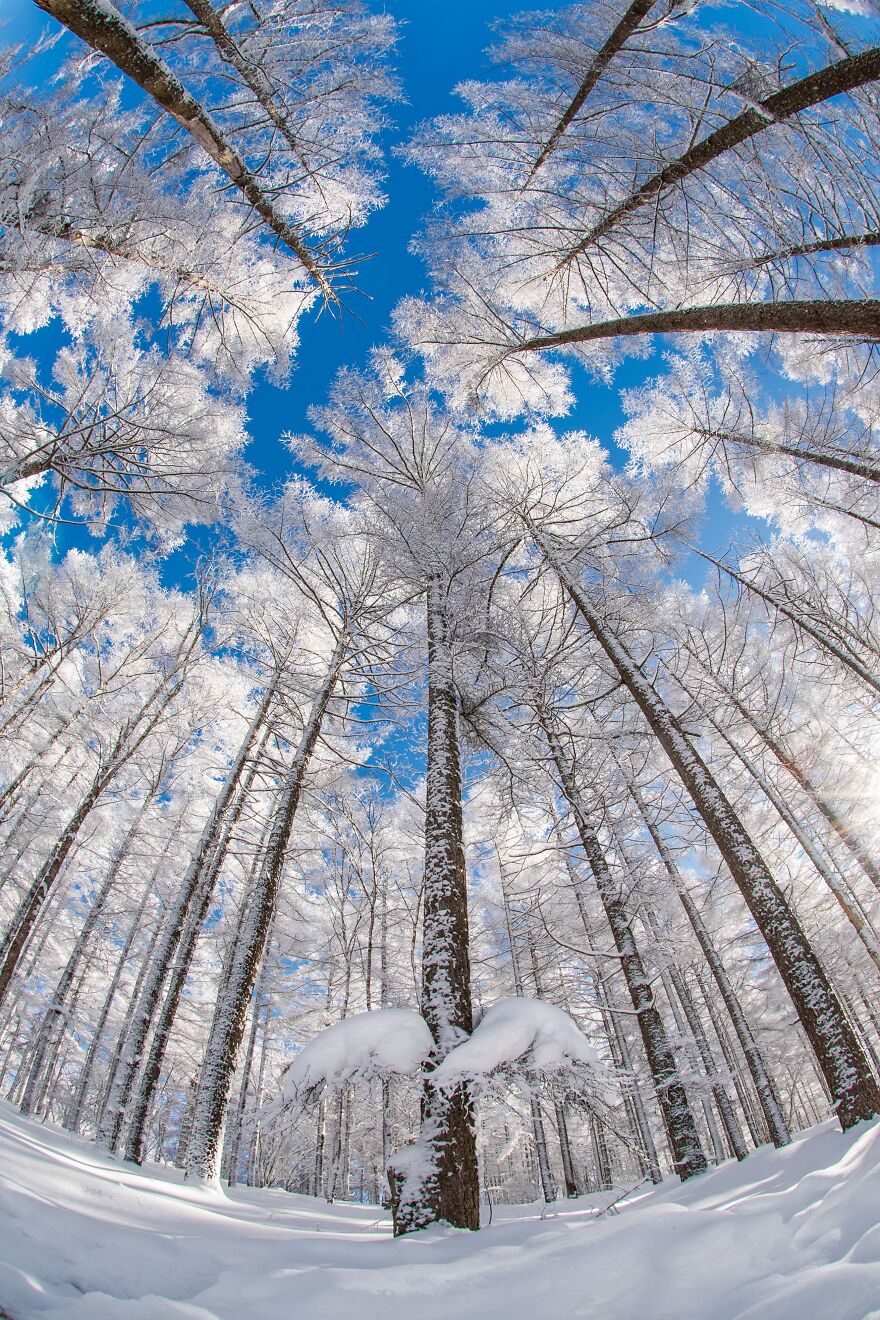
1, 1101, 879, 1319
281, 1008, 432, 1097
435, 996, 600, 1084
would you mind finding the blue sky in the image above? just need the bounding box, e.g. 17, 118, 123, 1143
2, 0, 737, 583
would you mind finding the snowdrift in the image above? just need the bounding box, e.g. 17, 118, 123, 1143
0, 1101, 878, 1319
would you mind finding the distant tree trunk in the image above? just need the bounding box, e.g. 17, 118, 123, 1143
540, 710, 707, 1180
629, 783, 790, 1147
737, 704, 880, 898
695, 706, 880, 971
498, 862, 557, 1203
0, 675, 182, 1006
18, 793, 155, 1117
123, 729, 272, 1164
183, 639, 346, 1183
392, 575, 479, 1234
550, 805, 662, 1182
222, 927, 273, 1187
591, 1114, 613, 1190
554, 1101, 580, 1196
534, 531, 880, 1131
98, 674, 279, 1152
607, 814, 748, 1163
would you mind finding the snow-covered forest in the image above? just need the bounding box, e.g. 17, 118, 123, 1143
0, 0, 879, 1311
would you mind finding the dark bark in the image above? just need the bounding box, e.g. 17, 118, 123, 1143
541, 712, 708, 1180
18, 794, 153, 1116
183, 640, 345, 1182
393, 575, 479, 1234
561, 47, 880, 263
692, 549, 880, 697
98, 674, 277, 1151
696, 427, 880, 485
526, 0, 661, 181
537, 533, 880, 1130
514, 299, 880, 356
629, 784, 790, 1146
33, 0, 333, 299
122, 737, 269, 1164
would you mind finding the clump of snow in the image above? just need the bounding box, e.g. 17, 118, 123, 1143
434, 997, 600, 1086
282, 1008, 433, 1099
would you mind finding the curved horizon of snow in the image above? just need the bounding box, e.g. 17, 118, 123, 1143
281, 1008, 433, 1098
434, 997, 601, 1086
2, 1103, 879, 1319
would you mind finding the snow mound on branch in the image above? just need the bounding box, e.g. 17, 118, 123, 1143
283, 1009, 432, 1098
434, 997, 599, 1085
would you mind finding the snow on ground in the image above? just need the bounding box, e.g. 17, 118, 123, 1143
0, 1100, 878, 1320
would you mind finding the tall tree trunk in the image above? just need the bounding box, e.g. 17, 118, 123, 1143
19, 793, 155, 1116
535, 531, 880, 1130
392, 575, 479, 1234
183, 639, 346, 1183
694, 705, 880, 971
629, 783, 790, 1146
550, 804, 662, 1181
66, 867, 150, 1132
122, 730, 271, 1164
98, 675, 279, 1151
540, 709, 707, 1180
0, 673, 182, 1006
498, 861, 557, 1202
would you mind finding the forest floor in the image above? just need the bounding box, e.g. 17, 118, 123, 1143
0, 1101, 878, 1319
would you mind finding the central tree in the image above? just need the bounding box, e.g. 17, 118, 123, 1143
302, 364, 504, 1230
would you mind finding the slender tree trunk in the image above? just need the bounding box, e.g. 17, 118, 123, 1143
560, 46, 880, 262
527, 0, 661, 180
696, 707, 880, 971
554, 1100, 580, 1196
98, 675, 278, 1151
591, 1114, 613, 1190
0, 675, 181, 1006
739, 706, 880, 897
551, 806, 662, 1181
695, 426, 880, 486
629, 783, 790, 1146
498, 861, 557, 1202
183, 640, 346, 1183
516, 300, 880, 356
639, 904, 746, 1162
222, 921, 273, 1186
123, 732, 272, 1164
34, 0, 333, 298
392, 576, 479, 1234
19, 795, 155, 1116
541, 711, 707, 1180
691, 549, 880, 697
536, 533, 880, 1130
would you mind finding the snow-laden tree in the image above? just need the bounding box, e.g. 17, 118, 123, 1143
396, 0, 880, 417
0, 0, 396, 535
297, 365, 514, 1232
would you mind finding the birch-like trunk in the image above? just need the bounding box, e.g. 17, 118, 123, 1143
0, 681, 175, 1007
551, 808, 662, 1181
498, 866, 557, 1202
697, 708, 880, 971
19, 793, 154, 1116
122, 730, 271, 1164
